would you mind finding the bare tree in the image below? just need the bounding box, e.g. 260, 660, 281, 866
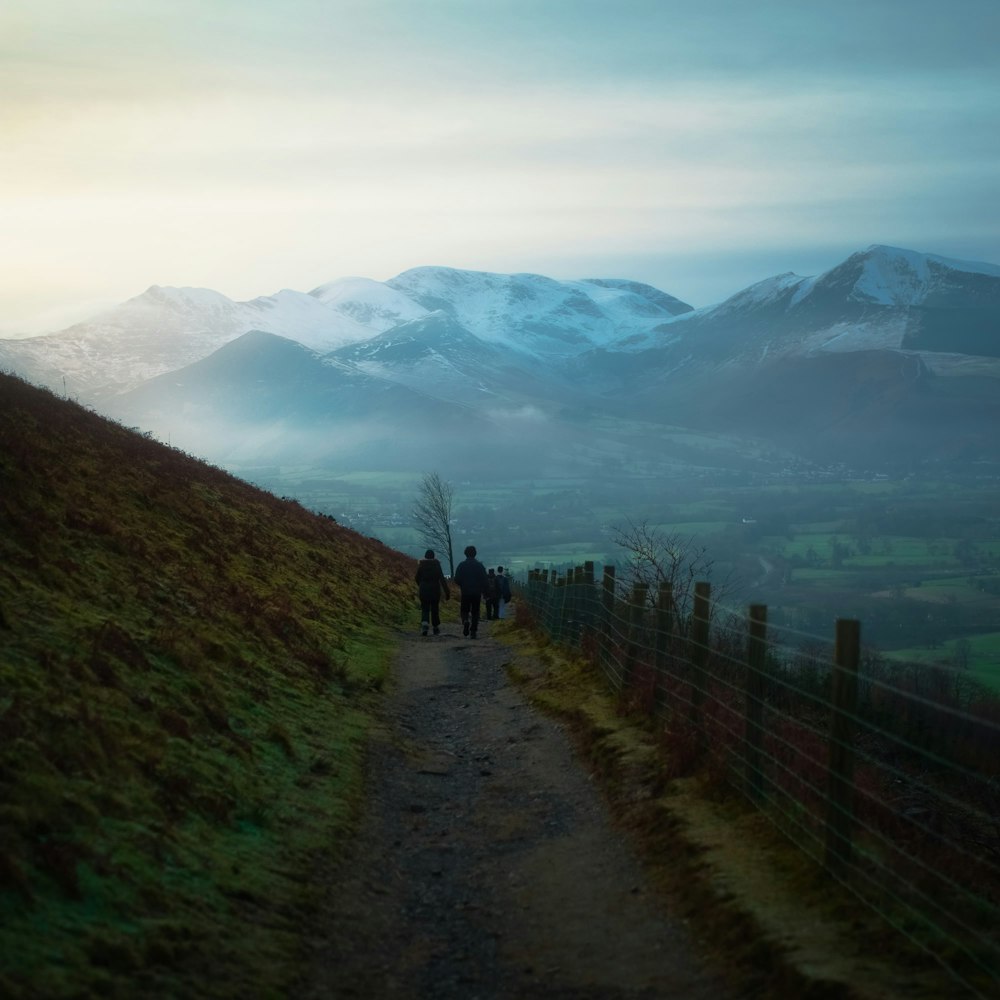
412, 471, 456, 575
611, 518, 737, 628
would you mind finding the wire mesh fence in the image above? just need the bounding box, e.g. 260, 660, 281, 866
516, 563, 1000, 999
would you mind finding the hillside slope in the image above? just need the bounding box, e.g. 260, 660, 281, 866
0, 373, 415, 997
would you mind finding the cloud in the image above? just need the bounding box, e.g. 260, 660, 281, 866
1, 0, 997, 332
499, 405, 548, 424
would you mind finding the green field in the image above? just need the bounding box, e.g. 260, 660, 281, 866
888, 633, 1000, 693
239, 463, 1000, 663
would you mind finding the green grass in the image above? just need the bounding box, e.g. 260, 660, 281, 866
504, 545, 611, 571
909, 577, 993, 602
788, 568, 853, 582
651, 520, 729, 535
887, 633, 1000, 693
0, 373, 416, 998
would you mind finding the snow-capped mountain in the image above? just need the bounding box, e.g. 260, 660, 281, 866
809, 245, 1000, 307
325, 311, 583, 411
0, 285, 373, 400
308, 276, 431, 332
4, 245, 999, 472
566, 245, 1000, 464
662, 244, 1000, 363
0, 268, 695, 400
385, 267, 692, 357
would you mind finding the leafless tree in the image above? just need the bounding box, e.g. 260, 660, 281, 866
611, 518, 737, 628
412, 471, 456, 575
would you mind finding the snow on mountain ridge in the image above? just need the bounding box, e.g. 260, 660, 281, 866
613, 244, 1000, 368
577, 278, 693, 318
3, 246, 997, 404
714, 272, 811, 313
385, 266, 691, 356
832, 244, 1000, 306
308, 276, 430, 332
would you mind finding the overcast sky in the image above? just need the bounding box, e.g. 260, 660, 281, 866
2, 0, 998, 335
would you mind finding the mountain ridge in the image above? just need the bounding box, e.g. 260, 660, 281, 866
2, 244, 998, 396
3, 244, 999, 472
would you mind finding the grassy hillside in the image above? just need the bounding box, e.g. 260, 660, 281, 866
0, 373, 415, 997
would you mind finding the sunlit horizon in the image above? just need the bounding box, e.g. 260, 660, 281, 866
3, 0, 998, 337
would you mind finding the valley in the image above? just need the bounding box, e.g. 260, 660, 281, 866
239, 458, 1000, 693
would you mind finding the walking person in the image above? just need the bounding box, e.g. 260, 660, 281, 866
415, 549, 450, 636
453, 544, 489, 638
495, 566, 512, 620
484, 567, 498, 620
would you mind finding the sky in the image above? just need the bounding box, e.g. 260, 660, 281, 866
2, 0, 998, 336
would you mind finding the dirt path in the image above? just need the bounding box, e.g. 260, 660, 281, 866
301, 624, 739, 999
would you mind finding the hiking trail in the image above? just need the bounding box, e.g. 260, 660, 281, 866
301, 622, 738, 999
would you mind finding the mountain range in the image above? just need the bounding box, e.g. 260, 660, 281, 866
2, 245, 999, 476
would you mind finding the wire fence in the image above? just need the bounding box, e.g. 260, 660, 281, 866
516, 562, 1000, 999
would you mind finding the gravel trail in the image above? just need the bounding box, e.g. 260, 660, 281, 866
303, 624, 739, 999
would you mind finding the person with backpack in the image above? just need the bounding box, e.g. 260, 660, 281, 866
414, 549, 450, 636
495, 566, 512, 620
453, 544, 489, 638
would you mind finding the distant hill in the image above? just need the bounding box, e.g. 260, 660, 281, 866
0, 372, 415, 996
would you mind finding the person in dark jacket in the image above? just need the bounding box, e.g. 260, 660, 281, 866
453, 544, 489, 638
483, 567, 499, 620
495, 566, 512, 619
415, 549, 450, 636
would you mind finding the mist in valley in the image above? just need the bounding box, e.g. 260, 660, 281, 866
209, 406, 999, 679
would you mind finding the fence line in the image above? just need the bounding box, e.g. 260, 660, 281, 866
516, 564, 1000, 998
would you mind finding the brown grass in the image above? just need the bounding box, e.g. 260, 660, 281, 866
0, 372, 416, 997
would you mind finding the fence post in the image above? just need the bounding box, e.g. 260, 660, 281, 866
600, 566, 616, 676
688, 582, 712, 739
744, 604, 767, 804
622, 583, 647, 693
653, 582, 674, 713
824, 618, 861, 871
552, 571, 565, 643
582, 561, 596, 636
565, 566, 580, 646
578, 561, 596, 650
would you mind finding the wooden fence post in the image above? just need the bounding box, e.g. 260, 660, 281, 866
653, 582, 674, 713
600, 566, 616, 677
623, 583, 647, 693
582, 560, 595, 633
825, 618, 861, 871
552, 571, 565, 642
744, 604, 767, 804
578, 561, 596, 650
565, 566, 580, 645
688, 582, 712, 738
